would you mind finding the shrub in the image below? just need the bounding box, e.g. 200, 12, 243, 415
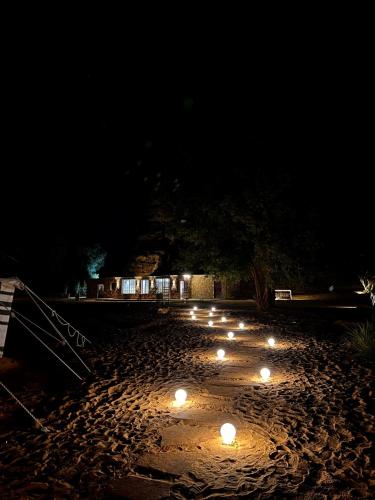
345, 321, 375, 360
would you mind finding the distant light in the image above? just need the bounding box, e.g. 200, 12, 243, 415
208, 320, 213, 326
192, 315, 197, 320
189, 311, 194, 315
220, 423, 236, 445
221, 316, 227, 322
238, 322, 245, 329
260, 367, 271, 381
217, 349, 225, 360
209, 312, 213, 317
193, 306, 198, 311
268, 337, 275, 347
211, 307, 216, 311
183, 274, 191, 279
175, 389, 187, 405
334, 306, 358, 309
227, 331, 234, 340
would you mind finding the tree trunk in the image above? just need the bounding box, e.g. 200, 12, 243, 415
251, 264, 274, 311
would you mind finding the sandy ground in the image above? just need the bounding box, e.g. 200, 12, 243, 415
0, 303, 374, 498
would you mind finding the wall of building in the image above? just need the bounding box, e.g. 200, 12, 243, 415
191, 275, 214, 299
87, 274, 255, 300
87, 277, 122, 299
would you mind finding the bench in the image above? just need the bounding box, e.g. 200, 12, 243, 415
275, 289, 293, 300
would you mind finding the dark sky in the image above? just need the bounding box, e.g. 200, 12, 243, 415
2, 39, 373, 281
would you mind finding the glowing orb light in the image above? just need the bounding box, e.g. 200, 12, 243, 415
217, 349, 225, 360
220, 423, 236, 445
209, 312, 213, 317
238, 322, 245, 329
192, 315, 196, 320
267, 337, 276, 347
221, 316, 227, 322
189, 311, 194, 316
211, 307, 216, 311
227, 331, 234, 340
260, 367, 271, 381
193, 306, 198, 311
208, 320, 214, 326
175, 389, 187, 405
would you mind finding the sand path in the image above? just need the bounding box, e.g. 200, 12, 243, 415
0, 305, 373, 498
109, 307, 373, 499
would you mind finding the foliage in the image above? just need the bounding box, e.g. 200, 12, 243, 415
147, 167, 318, 309
345, 321, 375, 360
129, 254, 161, 275
357, 273, 375, 307
44, 240, 107, 294
86, 244, 107, 279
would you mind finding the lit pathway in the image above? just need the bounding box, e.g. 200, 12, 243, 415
108, 305, 373, 499
109, 306, 294, 498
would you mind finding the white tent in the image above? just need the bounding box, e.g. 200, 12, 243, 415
0, 277, 22, 357
0, 276, 92, 431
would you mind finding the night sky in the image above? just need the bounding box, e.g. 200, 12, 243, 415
2, 40, 373, 286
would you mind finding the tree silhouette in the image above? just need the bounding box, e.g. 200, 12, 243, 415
147, 167, 317, 310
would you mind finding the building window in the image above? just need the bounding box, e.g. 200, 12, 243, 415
141, 279, 149, 294
155, 278, 170, 293
122, 279, 136, 294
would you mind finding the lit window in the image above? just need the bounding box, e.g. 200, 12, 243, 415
155, 278, 170, 292
122, 279, 136, 294
141, 279, 149, 294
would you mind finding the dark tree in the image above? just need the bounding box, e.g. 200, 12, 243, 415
147, 167, 318, 310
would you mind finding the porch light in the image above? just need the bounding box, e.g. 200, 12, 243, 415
238, 322, 245, 329
208, 320, 213, 326
193, 306, 198, 311
209, 312, 213, 317
267, 337, 275, 347
189, 311, 194, 315
211, 307, 216, 311
227, 331, 234, 339
221, 316, 227, 322
220, 423, 236, 445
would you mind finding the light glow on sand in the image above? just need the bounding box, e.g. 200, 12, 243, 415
220, 423, 236, 445
175, 389, 187, 405
227, 331, 234, 340
260, 367, 271, 381
221, 316, 227, 322
334, 306, 358, 309
217, 349, 225, 360
208, 320, 214, 326
267, 337, 275, 347
238, 322, 245, 329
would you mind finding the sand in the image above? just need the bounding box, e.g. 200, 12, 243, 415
0, 304, 373, 498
